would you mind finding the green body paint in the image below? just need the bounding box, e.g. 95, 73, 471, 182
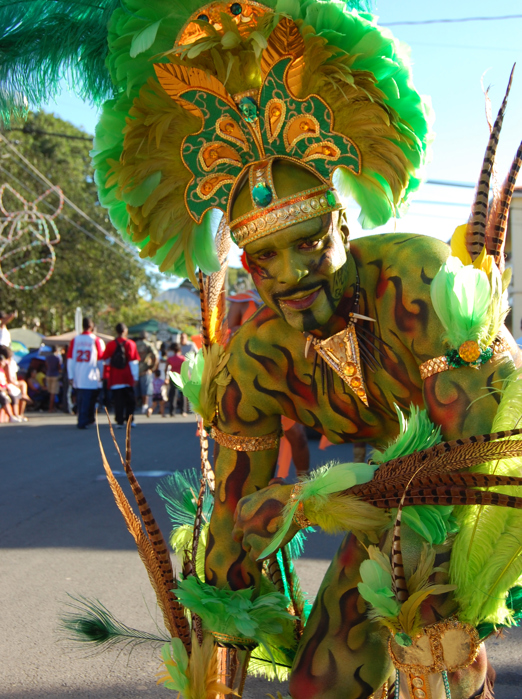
205, 232, 519, 699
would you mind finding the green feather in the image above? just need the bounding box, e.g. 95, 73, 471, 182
174, 577, 295, 659
122, 171, 162, 207
156, 468, 213, 530
193, 209, 222, 275
169, 350, 205, 414
0, 0, 118, 125
130, 19, 163, 58
450, 368, 522, 627
259, 460, 377, 559
476, 586, 522, 639
59, 595, 169, 653
357, 559, 400, 618
372, 404, 441, 465
400, 505, 458, 546
430, 256, 492, 349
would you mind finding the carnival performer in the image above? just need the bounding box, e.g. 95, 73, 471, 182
4, 2, 522, 698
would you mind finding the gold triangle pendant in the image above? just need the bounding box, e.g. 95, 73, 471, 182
311, 322, 369, 406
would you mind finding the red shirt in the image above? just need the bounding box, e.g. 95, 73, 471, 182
102, 337, 140, 388
167, 354, 185, 375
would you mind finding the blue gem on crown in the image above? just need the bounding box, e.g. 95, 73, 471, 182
238, 96, 258, 123
252, 182, 273, 208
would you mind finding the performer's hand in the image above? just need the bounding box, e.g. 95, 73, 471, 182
232, 481, 297, 561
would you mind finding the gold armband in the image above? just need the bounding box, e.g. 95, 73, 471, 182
210, 425, 282, 452
419, 337, 509, 381
289, 482, 312, 529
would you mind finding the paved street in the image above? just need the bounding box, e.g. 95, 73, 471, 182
1, 414, 521, 698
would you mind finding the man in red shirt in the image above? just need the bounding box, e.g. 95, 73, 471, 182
102, 322, 140, 427
166, 342, 188, 416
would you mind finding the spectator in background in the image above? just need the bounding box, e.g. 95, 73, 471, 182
1, 345, 31, 421
0, 311, 15, 347
179, 332, 197, 357
103, 322, 140, 428
135, 331, 159, 416
26, 367, 47, 407
67, 317, 105, 430
45, 345, 62, 413
0, 349, 21, 422
166, 342, 188, 416
150, 369, 165, 417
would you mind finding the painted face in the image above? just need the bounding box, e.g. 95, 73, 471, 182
244, 212, 349, 332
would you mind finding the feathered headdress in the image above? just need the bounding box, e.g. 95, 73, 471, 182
1, 0, 433, 282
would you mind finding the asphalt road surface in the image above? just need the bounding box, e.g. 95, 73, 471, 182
1, 413, 521, 698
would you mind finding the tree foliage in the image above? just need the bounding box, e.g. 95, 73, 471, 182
0, 111, 156, 334
100, 298, 200, 336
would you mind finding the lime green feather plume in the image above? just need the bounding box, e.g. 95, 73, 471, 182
372, 404, 442, 464
174, 577, 295, 658
259, 461, 379, 559
430, 254, 509, 350
356, 545, 455, 638
450, 368, 522, 628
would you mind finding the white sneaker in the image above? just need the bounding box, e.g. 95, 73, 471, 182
9, 416, 22, 423
141, 405, 148, 414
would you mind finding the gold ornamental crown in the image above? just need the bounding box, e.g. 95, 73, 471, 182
154, 14, 359, 247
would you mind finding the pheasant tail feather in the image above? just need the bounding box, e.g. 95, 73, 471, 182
98, 420, 191, 650
466, 65, 515, 260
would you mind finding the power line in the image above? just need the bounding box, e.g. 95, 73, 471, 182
3, 127, 92, 141
383, 14, 522, 26
411, 199, 470, 208
409, 41, 521, 53
427, 179, 475, 189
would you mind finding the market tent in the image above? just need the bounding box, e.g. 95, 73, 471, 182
10, 328, 43, 349
42, 330, 114, 347
11, 340, 29, 362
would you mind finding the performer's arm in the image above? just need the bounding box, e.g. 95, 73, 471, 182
423, 351, 518, 440
205, 328, 286, 590
205, 442, 282, 589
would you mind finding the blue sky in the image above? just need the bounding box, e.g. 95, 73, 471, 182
38, 0, 522, 268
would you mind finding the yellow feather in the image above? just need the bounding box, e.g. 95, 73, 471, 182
451, 224, 472, 265
304, 493, 390, 543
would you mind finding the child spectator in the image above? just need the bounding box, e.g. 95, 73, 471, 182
1, 345, 31, 421
149, 369, 165, 417
45, 345, 62, 412
26, 367, 48, 409
0, 348, 21, 422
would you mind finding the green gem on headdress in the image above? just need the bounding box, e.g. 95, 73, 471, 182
239, 97, 258, 123
230, 3, 242, 15
326, 190, 337, 207
252, 182, 273, 207
395, 632, 413, 647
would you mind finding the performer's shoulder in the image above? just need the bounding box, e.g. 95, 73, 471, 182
352, 233, 449, 290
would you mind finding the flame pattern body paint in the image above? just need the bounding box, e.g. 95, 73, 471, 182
205, 232, 519, 699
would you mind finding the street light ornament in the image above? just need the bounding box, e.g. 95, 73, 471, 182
0, 183, 63, 290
